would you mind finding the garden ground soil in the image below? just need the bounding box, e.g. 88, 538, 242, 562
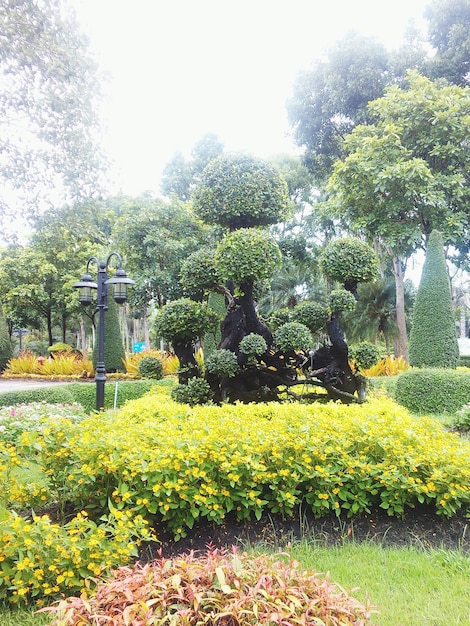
143, 505, 470, 561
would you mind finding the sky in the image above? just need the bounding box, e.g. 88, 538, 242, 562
71, 0, 431, 197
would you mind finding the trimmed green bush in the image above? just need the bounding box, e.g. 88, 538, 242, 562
0, 305, 12, 371
408, 230, 459, 368
171, 377, 211, 405
137, 356, 164, 380
92, 298, 126, 373
239, 333, 267, 359
393, 368, 470, 414
274, 322, 312, 352
205, 349, 239, 378
350, 342, 381, 371
0, 380, 160, 412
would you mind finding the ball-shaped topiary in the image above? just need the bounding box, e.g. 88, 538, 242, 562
274, 322, 312, 352
349, 342, 381, 371
180, 247, 221, 296
137, 356, 164, 380
239, 333, 268, 359
291, 301, 329, 332
329, 289, 356, 314
205, 349, 239, 378
192, 153, 289, 230
320, 238, 378, 288
171, 377, 212, 406
154, 299, 219, 346
215, 228, 281, 286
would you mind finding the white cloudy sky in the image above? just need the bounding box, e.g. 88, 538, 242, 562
71, 0, 431, 197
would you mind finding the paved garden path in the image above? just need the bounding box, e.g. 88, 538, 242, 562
0, 379, 70, 393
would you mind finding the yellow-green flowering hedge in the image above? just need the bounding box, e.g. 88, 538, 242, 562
36, 388, 470, 540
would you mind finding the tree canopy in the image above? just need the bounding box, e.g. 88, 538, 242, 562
0, 0, 106, 223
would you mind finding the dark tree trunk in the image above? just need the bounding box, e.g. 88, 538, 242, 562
173, 343, 199, 384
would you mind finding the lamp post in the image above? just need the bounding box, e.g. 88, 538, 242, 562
73, 252, 134, 411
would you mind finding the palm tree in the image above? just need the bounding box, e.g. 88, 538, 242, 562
344, 278, 415, 354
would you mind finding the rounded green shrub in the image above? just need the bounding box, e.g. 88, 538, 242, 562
155, 298, 219, 346
180, 247, 220, 296
215, 228, 281, 286
239, 333, 267, 359
192, 152, 289, 229
137, 356, 164, 380
171, 377, 212, 405
394, 368, 470, 414
349, 342, 381, 371
205, 349, 239, 378
329, 289, 356, 314
320, 238, 379, 287
274, 322, 311, 352
292, 301, 328, 332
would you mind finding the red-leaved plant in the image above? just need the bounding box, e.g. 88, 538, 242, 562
40, 546, 375, 625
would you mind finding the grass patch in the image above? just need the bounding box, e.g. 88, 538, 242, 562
286, 541, 470, 626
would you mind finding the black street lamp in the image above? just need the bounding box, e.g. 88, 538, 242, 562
73, 252, 134, 411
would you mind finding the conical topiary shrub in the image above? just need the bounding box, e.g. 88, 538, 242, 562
92, 296, 126, 373
408, 230, 459, 368
0, 305, 12, 371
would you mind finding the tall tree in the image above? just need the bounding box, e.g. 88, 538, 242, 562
0, 0, 106, 224
160, 133, 224, 201
113, 197, 208, 309
425, 0, 470, 85
408, 230, 459, 367
328, 71, 470, 359
287, 33, 390, 184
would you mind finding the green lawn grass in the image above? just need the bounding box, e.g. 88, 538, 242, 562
288, 541, 470, 626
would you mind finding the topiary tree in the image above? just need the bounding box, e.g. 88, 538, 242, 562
320, 237, 379, 296
408, 230, 459, 368
154, 298, 219, 383
92, 297, 126, 373
161, 153, 378, 404
192, 152, 289, 230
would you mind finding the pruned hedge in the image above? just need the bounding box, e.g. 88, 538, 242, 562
0, 380, 166, 412
393, 368, 470, 414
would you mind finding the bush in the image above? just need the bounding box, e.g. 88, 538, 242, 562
329, 289, 356, 314
42, 395, 470, 541
0, 509, 154, 606
362, 355, 409, 377
350, 342, 381, 371
393, 368, 470, 414
44, 548, 371, 625
205, 349, 239, 378
171, 377, 212, 405
137, 356, 163, 380
320, 238, 379, 288
239, 333, 267, 359
291, 300, 328, 333
92, 298, 126, 373
274, 322, 311, 352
